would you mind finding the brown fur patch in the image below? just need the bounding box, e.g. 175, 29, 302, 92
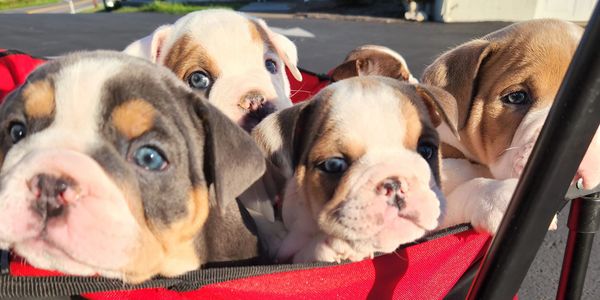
400, 100, 422, 150
163, 35, 221, 82
154, 187, 210, 276
112, 99, 156, 139
422, 20, 582, 165
23, 80, 55, 119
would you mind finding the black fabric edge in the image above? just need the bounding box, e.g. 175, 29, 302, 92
0, 49, 46, 60
0, 224, 474, 297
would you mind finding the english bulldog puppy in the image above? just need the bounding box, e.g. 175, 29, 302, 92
330, 45, 418, 83
421, 19, 600, 233
252, 76, 457, 263
0, 51, 267, 283
124, 9, 302, 132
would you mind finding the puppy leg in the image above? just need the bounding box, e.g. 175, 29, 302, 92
441, 178, 517, 234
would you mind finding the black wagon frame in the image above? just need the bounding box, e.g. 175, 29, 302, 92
447, 2, 600, 299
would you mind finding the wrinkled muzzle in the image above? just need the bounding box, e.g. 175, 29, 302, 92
0, 148, 146, 278
322, 153, 444, 254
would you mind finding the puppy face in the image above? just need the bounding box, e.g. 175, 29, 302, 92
0, 51, 265, 283
422, 19, 587, 180
254, 77, 452, 258
124, 9, 302, 132
330, 45, 418, 83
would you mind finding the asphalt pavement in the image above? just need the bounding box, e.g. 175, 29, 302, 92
0, 13, 598, 299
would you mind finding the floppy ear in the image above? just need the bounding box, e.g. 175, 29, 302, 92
330, 59, 360, 81
123, 24, 173, 63
254, 19, 303, 82
190, 97, 266, 213
251, 100, 314, 178
421, 40, 491, 130
413, 84, 460, 139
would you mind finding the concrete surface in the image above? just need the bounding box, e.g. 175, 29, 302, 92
0, 14, 598, 299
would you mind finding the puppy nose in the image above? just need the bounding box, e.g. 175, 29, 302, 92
28, 174, 72, 218
377, 178, 405, 210
240, 91, 266, 111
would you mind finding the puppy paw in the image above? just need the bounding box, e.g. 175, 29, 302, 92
470, 178, 518, 234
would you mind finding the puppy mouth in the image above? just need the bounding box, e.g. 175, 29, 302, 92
240, 102, 276, 132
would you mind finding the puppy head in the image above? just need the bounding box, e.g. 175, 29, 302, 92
254, 77, 453, 256
124, 9, 301, 132
0, 51, 265, 283
422, 19, 584, 179
330, 45, 418, 83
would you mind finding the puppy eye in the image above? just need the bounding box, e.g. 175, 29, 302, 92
417, 143, 437, 160
133, 146, 168, 171
9, 122, 27, 144
501, 91, 530, 105
317, 157, 348, 174
187, 71, 211, 90
265, 59, 278, 74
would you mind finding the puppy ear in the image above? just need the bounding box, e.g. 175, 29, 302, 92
251, 101, 314, 178
330, 59, 360, 81
123, 24, 173, 63
413, 84, 460, 139
421, 40, 491, 129
254, 19, 303, 82
190, 97, 266, 213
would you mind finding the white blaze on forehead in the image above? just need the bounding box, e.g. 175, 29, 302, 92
1, 58, 123, 173
328, 80, 407, 151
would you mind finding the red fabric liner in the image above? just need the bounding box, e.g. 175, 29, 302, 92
79, 230, 490, 300
2, 50, 494, 299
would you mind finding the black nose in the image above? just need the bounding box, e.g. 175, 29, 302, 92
378, 178, 405, 210
29, 174, 72, 219
240, 91, 266, 112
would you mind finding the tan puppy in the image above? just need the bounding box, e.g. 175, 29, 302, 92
330, 45, 418, 83
124, 9, 302, 131
252, 76, 457, 263
422, 19, 600, 232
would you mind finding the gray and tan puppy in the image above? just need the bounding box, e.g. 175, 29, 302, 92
422, 19, 600, 232
252, 76, 456, 263
124, 9, 302, 131
330, 45, 418, 83
0, 51, 266, 283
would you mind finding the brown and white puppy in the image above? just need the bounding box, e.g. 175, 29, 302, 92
330, 45, 418, 83
252, 76, 456, 263
124, 9, 302, 131
0, 51, 266, 283
422, 19, 600, 232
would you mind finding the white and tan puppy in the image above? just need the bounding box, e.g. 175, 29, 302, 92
330, 45, 418, 83
422, 19, 600, 233
124, 9, 302, 131
252, 76, 457, 263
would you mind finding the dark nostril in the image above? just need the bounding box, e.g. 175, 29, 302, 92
381, 178, 401, 196
29, 174, 72, 219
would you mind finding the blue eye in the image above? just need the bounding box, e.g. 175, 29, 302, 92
133, 146, 168, 171
417, 143, 436, 160
9, 122, 27, 144
265, 59, 278, 74
502, 91, 530, 105
317, 157, 348, 174
187, 71, 211, 90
